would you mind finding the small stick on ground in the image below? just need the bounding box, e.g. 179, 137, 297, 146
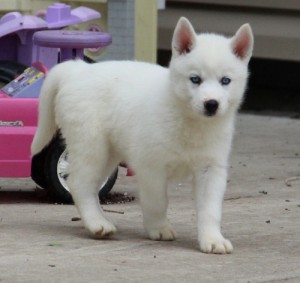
103, 209, 124, 214
71, 208, 124, 221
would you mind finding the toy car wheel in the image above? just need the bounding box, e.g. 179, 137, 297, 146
31, 148, 49, 190
44, 138, 118, 204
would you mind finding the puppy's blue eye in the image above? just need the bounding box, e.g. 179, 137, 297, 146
190, 75, 202, 85
220, 77, 231, 86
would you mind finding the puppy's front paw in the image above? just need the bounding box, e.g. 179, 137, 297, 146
89, 220, 117, 239
147, 223, 177, 241
199, 234, 233, 254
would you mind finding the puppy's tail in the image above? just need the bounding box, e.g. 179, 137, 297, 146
31, 66, 60, 156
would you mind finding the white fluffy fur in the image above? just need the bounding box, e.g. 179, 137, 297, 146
31, 17, 253, 254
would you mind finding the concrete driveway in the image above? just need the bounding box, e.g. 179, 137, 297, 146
0, 114, 299, 283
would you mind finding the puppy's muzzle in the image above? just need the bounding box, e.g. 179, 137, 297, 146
204, 99, 219, 116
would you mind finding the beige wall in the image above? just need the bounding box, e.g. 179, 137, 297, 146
135, 0, 157, 62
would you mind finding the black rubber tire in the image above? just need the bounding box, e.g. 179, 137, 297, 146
44, 137, 118, 204
31, 147, 49, 190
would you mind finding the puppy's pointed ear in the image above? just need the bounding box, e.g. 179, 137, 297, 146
231, 24, 254, 63
172, 17, 197, 57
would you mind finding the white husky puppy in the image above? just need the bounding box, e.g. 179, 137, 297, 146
32, 17, 253, 254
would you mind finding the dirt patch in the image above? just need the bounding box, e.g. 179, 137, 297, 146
100, 192, 135, 205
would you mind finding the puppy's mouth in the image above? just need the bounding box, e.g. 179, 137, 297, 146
204, 111, 217, 117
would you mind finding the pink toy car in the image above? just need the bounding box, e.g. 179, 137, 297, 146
0, 3, 117, 203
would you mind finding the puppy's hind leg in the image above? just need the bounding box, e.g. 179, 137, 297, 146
67, 147, 117, 239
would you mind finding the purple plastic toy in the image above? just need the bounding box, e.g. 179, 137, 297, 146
0, 3, 101, 66
0, 3, 115, 203
33, 29, 111, 69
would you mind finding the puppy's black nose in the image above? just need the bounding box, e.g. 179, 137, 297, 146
204, 100, 219, 116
